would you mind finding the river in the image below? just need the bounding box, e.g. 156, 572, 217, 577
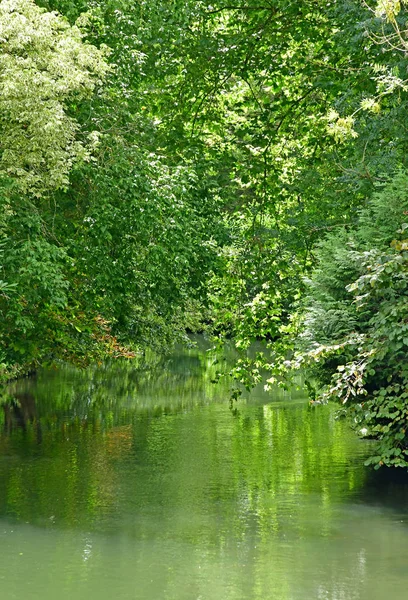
1, 341, 408, 599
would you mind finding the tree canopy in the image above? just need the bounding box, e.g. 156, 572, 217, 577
2, 0, 408, 467
0, 0, 108, 195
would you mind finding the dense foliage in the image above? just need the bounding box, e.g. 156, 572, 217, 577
2, 0, 408, 467
279, 173, 408, 468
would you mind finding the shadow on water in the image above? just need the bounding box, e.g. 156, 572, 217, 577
359, 466, 408, 512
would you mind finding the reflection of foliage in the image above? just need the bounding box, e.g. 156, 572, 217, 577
0, 347, 369, 543
5, 342, 227, 425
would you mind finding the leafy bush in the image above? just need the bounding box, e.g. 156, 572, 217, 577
287, 171, 408, 468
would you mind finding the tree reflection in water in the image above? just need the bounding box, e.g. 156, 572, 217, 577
0, 346, 406, 600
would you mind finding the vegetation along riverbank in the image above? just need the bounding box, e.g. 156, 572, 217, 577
2, 0, 408, 468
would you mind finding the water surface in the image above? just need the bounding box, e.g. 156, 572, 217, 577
1, 344, 408, 599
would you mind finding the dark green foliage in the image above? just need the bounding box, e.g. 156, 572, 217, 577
0, 0, 226, 379
288, 172, 408, 468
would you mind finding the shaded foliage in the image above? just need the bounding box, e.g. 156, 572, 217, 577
278, 172, 408, 468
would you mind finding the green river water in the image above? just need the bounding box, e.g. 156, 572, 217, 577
1, 341, 408, 600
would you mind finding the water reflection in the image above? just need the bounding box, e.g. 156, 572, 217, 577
0, 344, 407, 599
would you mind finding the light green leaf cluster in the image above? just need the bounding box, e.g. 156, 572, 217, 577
360, 97, 381, 114
0, 0, 109, 195
375, 0, 404, 20
326, 111, 358, 143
